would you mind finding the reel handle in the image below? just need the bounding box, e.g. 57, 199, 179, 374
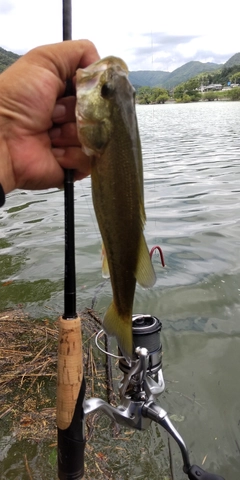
187, 465, 225, 480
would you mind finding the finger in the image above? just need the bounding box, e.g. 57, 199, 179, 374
52, 146, 91, 177
52, 97, 76, 123
74, 170, 91, 182
49, 122, 79, 147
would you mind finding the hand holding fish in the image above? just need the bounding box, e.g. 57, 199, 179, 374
0, 40, 99, 196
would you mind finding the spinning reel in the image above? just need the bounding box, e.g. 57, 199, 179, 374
84, 314, 225, 480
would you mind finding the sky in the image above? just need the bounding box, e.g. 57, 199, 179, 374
0, 0, 239, 72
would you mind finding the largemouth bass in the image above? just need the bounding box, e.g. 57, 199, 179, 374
76, 56, 156, 360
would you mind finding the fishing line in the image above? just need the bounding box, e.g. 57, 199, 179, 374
150, 29, 157, 235
95, 330, 124, 359
78, 178, 100, 243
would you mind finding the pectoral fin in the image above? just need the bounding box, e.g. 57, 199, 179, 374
101, 242, 110, 278
135, 234, 156, 288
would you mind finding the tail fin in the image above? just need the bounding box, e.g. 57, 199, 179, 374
103, 302, 133, 361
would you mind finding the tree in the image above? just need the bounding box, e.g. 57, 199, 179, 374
149, 87, 169, 103
203, 91, 218, 101
174, 84, 185, 101
173, 80, 201, 102
136, 86, 169, 104
230, 72, 240, 84
228, 87, 240, 100
207, 73, 214, 84
136, 86, 152, 104
182, 93, 191, 103
155, 93, 169, 104
184, 78, 200, 92
184, 78, 201, 101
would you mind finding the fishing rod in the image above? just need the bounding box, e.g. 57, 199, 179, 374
57, 1, 85, 479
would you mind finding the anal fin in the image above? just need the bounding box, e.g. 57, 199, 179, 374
135, 234, 156, 288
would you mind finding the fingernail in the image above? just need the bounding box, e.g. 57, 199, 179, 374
52, 104, 66, 120
49, 127, 61, 139
52, 148, 65, 157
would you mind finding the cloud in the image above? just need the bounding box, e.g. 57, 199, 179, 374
127, 29, 238, 72
127, 32, 206, 71
129, 32, 202, 58
0, 0, 14, 14
190, 50, 236, 65
143, 32, 201, 47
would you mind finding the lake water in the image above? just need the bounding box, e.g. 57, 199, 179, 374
1, 101, 240, 479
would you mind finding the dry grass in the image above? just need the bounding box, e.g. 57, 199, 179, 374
0, 308, 171, 480
0, 308, 109, 435
0, 307, 117, 477
0, 309, 110, 424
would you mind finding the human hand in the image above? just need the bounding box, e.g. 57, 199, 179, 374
0, 40, 100, 195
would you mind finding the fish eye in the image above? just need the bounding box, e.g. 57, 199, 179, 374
101, 83, 114, 99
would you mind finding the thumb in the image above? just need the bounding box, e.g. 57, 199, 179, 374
20, 39, 100, 85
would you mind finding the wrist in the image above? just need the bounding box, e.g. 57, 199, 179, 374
0, 133, 15, 195
0, 184, 5, 207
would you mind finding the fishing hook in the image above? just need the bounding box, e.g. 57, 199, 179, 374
149, 245, 165, 267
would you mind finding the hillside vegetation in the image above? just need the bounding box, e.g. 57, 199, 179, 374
224, 52, 240, 68
136, 86, 169, 104
130, 53, 240, 89
172, 62, 240, 104
0, 47, 20, 73
129, 70, 169, 89
161, 60, 221, 89
198, 64, 240, 86
129, 60, 221, 89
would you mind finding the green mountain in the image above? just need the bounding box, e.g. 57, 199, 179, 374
129, 53, 240, 89
129, 70, 169, 88
162, 61, 221, 89
0, 47, 20, 73
224, 52, 240, 68
129, 61, 221, 90
181, 53, 240, 88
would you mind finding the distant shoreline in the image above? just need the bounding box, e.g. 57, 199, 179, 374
136, 97, 238, 105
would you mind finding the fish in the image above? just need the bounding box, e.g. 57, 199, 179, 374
75, 56, 156, 360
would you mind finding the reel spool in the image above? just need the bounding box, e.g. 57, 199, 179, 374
119, 314, 162, 378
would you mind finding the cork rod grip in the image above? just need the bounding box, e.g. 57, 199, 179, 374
57, 316, 83, 430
